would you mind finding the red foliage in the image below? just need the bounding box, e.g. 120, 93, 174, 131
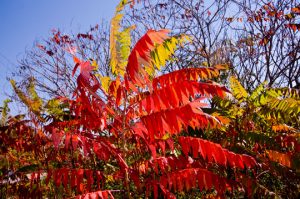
178, 137, 257, 169
1, 29, 262, 198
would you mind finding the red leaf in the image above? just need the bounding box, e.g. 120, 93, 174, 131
116, 86, 123, 106
126, 29, 170, 86
88, 193, 97, 199
80, 61, 93, 80
179, 137, 257, 169
180, 137, 190, 156
152, 67, 225, 88
72, 135, 79, 150
84, 170, 93, 191
159, 168, 237, 195
72, 63, 80, 77
190, 139, 199, 158
52, 128, 63, 149
54, 169, 62, 187
153, 183, 158, 199
96, 171, 102, 189
73, 56, 81, 64
158, 141, 166, 155
235, 155, 245, 169
135, 81, 228, 116
198, 139, 208, 160
77, 169, 85, 193
76, 190, 116, 199
149, 144, 157, 159
62, 168, 69, 188
30, 172, 36, 187
71, 169, 77, 188
102, 190, 111, 199
159, 184, 176, 199
141, 103, 220, 142
65, 133, 71, 149
116, 153, 129, 169
212, 143, 227, 166
45, 169, 52, 185
198, 171, 205, 191
166, 138, 174, 152
204, 171, 213, 189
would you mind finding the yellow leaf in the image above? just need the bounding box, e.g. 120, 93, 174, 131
150, 35, 187, 72
202, 61, 208, 67
161, 133, 171, 140
91, 60, 98, 71
229, 76, 248, 102
110, 0, 132, 77
100, 76, 111, 93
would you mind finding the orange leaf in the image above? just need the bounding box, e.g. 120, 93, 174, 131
266, 150, 292, 168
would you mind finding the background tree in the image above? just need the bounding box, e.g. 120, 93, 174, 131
124, 0, 234, 73
12, 22, 111, 100
231, 0, 300, 89
124, 0, 300, 89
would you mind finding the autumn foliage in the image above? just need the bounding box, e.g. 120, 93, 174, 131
1, 0, 300, 198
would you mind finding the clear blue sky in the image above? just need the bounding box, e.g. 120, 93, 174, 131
0, 0, 119, 107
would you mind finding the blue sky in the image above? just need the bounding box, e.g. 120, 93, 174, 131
0, 0, 119, 108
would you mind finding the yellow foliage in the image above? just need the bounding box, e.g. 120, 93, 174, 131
229, 76, 248, 102
91, 59, 98, 71
10, 79, 42, 114
100, 76, 111, 93
110, 0, 133, 76
0, 99, 11, 126
150, 35, 189, 76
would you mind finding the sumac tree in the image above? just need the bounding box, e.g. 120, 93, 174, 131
1, 0, 300, 198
